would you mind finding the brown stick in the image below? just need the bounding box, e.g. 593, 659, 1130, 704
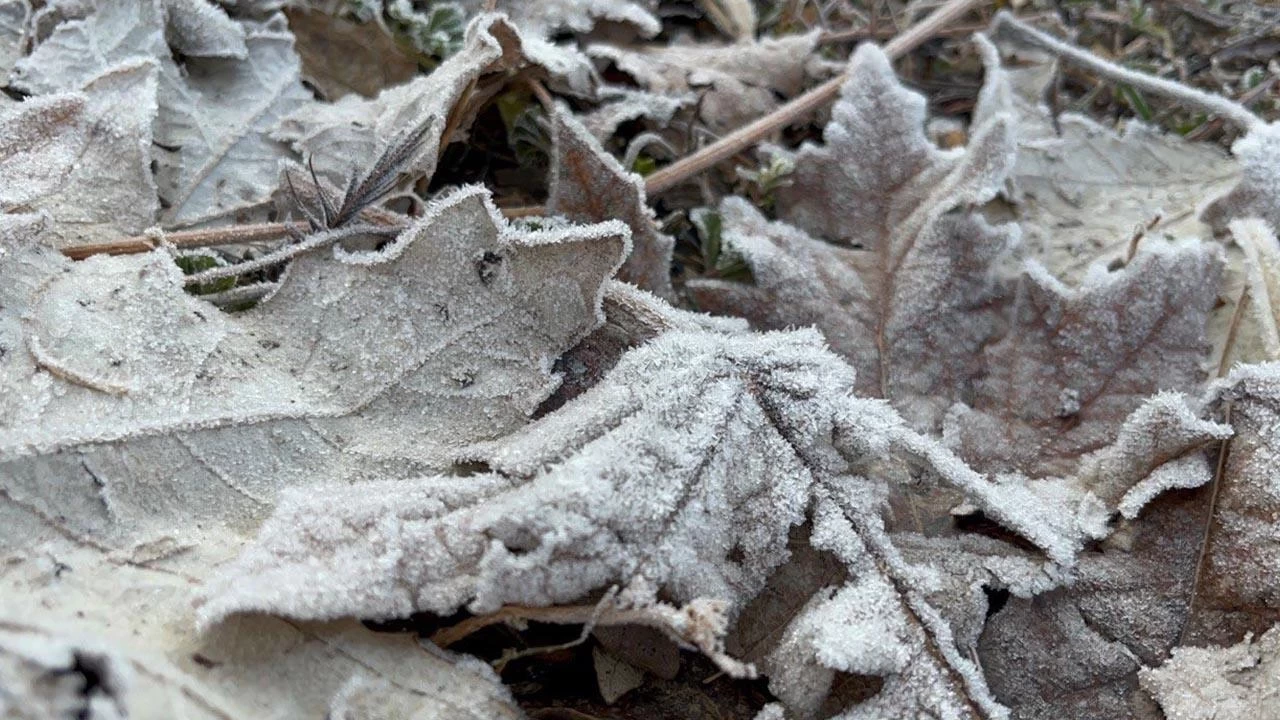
642, 0, 985, 194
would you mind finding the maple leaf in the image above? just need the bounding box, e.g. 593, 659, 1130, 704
0, 187, 626, 718
689, 44, 1018, 431
0, 61, 159, 247
201, 326, 1129, 717
549, 107, 675, 298
945, 239, 1223, 479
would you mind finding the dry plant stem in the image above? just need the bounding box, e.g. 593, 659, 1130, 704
183, 224, 392, 286
61, 204, 543, 259
991, 12, 1261, 132
1181, 284, 1249, 643
643, 0, 985, 194
61, 222, 310, 260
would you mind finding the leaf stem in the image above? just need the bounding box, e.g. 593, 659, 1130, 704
642, 0, 986, 194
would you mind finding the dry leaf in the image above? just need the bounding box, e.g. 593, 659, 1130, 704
1201, 123, 1280, 235
946, 239, 1223, 479
457, 0, 660, 39
586, 31, 819, 134
276, 14, 592, 188
1139, 624, 1280, 720
201, 325, 1140, 716
285, 8, 418, 100
0, 0, 27, 76
689, 44, 1018, 431
1187, 364, 1280, 645
0, 61, 159, 246
549, 107, 675, 297
0, 188, 625, 718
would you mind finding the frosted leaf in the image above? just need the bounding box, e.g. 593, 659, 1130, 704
1230, 219, 1280, 361
0, 188, 626, 718
946, 239, 1223, 479
160, 0, 246, 59
977, 491, 1211, 719
1139, 625, 1280, 720
275, 14, 591, 186
196, 329, 853, 624
1202, 123, 1280, 234
0, 0, 27, 76
456, 0, 660, 39
978, 31, 1237, 283
544, 280, 746, 412
1184, 363, 1280, 644
770, 44, 1014, 249
154, 16, 310, 226
763, 489, 1011, 720
1073, 392, 1231, 519
688, 191, 1015, 431
327, 657, 522, 720
12, 0, 244, 94
582, 86, 691, 141
0, 95, 85, 210
202, 325, 1117, 716
549, 107, 675, 297
0, 61, 160, 247
3, 186, 626, 464
586, 31, 820, 133
13, 0, 170, 93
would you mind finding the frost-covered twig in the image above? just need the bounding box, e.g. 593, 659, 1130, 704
991, 11, 1261, 132
181, 224, 398, 287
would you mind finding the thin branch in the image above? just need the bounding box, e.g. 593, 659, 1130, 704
642, 0, 985, 194
990, 11, 1261, 132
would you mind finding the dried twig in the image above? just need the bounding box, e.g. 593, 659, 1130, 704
642, 0, 985, 194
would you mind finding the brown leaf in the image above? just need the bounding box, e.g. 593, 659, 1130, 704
688, 44, 1018, 431
1187, 364, 1280, 645
946, 241, 1223, 479
285, 8, 418, 100
549, 109, 676, 298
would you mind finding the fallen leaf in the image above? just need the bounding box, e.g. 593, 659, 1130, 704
154, 15, 311, 226
0, 187, 626, 718
275, 14, 593, 188
285, 7, 418, 100
458, 0, 660, 39
0, 60, 160, 246
586, 31, 819, 134
1139, 624, 1280, 720
945, 239, 1223, 479
0, 0, 27, 76
689, 43, 1018, 431
201, 326, 1134, 716
1201, 123, 1280, 235
549, 107, 675, 297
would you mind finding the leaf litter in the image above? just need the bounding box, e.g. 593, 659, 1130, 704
2, 2, 1280, 719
